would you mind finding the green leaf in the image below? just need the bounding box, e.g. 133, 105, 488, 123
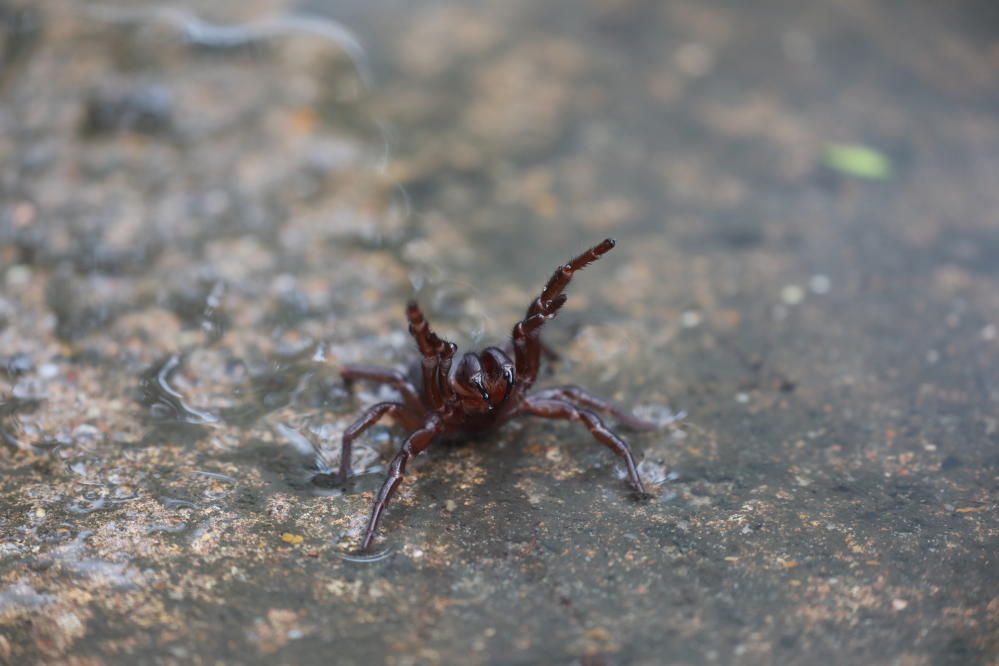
822, 143, 893, 180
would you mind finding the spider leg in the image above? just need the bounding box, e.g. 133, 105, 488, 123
511, 239, 616, 388
512, 307, 571, 386
531, 385, 658, 431
340, 365, 425, 413
337, 401, 423, 483
406, 301, 458, 410
519, 396, 645, 493
360, 422, 440, 550
406, 300, 441, 356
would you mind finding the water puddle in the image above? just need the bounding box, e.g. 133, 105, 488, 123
632, 404, 687, 429
65, 491, 108, 515
275, 421, 386, 495
140, 355, 220, 426
85, 4, 370, 85
147, 518, 187, 534
332, 546, 394, 564
188, 470, 238, 501
160, 497, 197, 510
45, 531, 140, 588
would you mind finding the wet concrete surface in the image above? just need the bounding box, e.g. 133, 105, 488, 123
1, 0, 998, 664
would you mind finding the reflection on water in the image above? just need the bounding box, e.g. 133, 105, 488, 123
140, 355, 220, 425
332, 545, 394, 564
188, 469, 238, 500
85, 3, 371, 86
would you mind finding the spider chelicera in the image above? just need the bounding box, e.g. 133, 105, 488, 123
338, 238, 659, 550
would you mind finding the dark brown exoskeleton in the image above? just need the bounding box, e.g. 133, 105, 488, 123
338, 239, 659, 549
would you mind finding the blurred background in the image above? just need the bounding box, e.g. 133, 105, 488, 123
1, 1, 997, 664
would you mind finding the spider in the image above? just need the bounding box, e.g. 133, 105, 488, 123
338, 238, 660, 550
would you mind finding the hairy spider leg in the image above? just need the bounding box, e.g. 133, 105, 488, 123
407, 301, 453, 411
530, 239, 617, 318
511, 238, 616, 388
406, 300, 442, 357
360, 423, 441, 550
531, 385, 658, 431
437, 341, 458, 403
340, 365, 425, 413
512, 309, 560, 389
519, 397, 646, 493
336, 402, 423, 483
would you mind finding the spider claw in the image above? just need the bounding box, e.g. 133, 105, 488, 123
471, 377, 493, 409
496, 367, 515, 407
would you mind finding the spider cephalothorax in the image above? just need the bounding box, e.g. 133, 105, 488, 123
338, 238, 659, 549
453, 348, 516, 411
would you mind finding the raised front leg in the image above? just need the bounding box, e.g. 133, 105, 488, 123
406, 301, 457, 409
360, 423, 440, 550
531, 385, 658, 431
519, 396, 645, 493
337, 401, 422, 483
511, 238, 616, 388
511, 311, 560, 389
340, 365, 425, 414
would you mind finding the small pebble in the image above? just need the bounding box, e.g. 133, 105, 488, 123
809, 274, 831, 294
781, 285, 805, 305
57, 612, 83, 635
680, 310, 702, 328
5, 265, 32, 286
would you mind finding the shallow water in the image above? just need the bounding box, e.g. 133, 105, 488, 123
1, 0, 998, 664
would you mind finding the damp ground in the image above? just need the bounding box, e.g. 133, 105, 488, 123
1, 1, 997, 664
